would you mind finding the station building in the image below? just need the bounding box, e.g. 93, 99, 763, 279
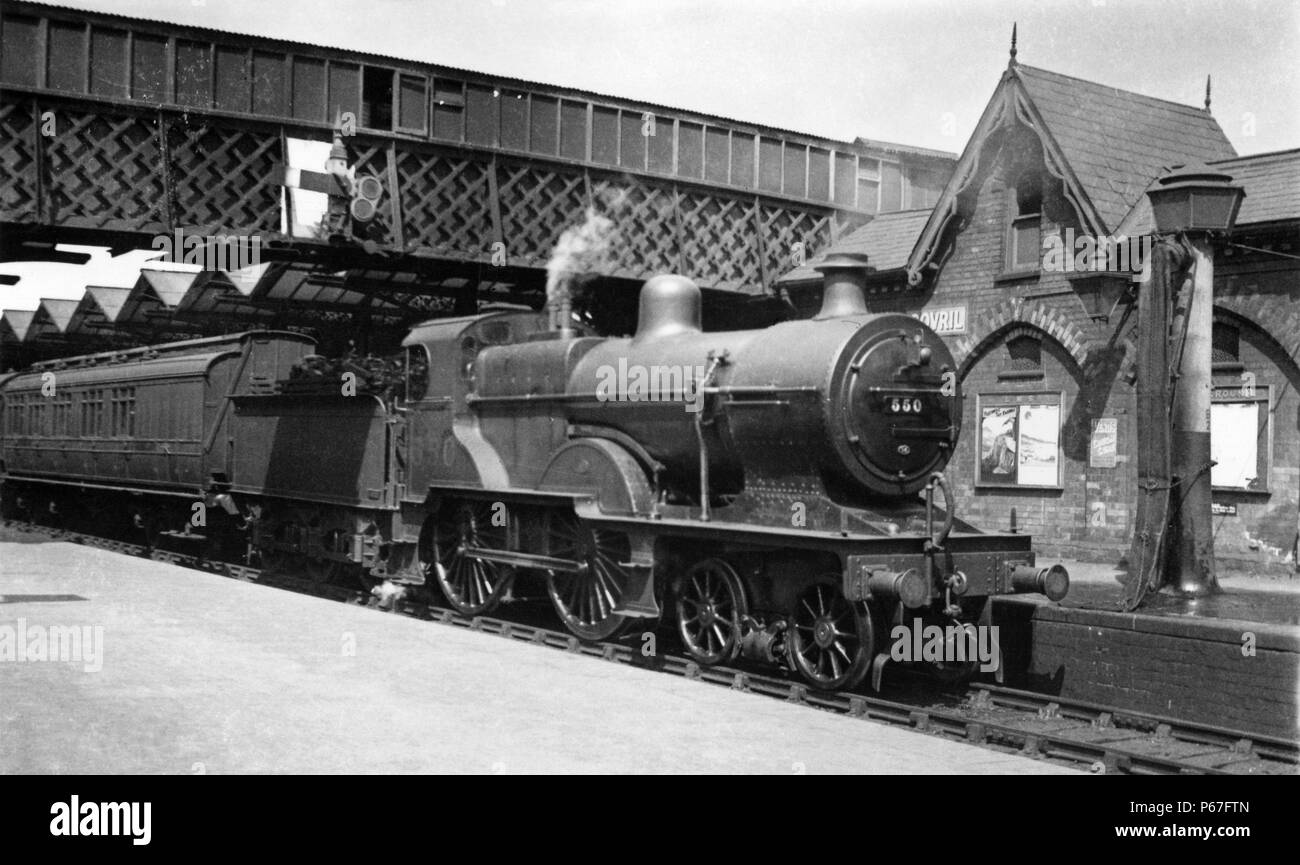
781, 56, 1300, 574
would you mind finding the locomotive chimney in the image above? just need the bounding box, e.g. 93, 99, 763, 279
814, 252, 871, 319
633, 274, 702, 342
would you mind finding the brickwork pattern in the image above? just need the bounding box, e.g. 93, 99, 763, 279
1026, 617, 1298, 741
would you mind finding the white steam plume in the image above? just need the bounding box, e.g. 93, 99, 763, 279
544, 189, 626, 330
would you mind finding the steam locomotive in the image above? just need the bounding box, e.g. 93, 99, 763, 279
0, 255, 1068, 691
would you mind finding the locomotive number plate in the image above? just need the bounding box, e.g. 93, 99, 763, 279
885, 396, 925, 414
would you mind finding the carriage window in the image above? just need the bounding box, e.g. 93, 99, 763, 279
52, 391, 72, 436
6, 393, 26, 434
30, 397, 46, 437
80, 389, 104, 437
109, 387, 135, 437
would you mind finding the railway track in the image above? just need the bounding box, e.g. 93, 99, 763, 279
5, 519, 1296, 775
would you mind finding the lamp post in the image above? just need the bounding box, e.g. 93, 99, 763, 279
1145, 164, 1244, 597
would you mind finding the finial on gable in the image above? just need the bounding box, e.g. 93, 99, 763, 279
1009, 22, 1018, 67
1204, 74, 1212, 112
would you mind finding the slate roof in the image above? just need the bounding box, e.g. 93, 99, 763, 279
1016, 65, 1238, 231
1209, 149, 1300, 225
1115, 149, 1300, 236
777, 209, 933, 285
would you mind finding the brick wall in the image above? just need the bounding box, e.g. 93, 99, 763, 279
995, 597, 1300, 740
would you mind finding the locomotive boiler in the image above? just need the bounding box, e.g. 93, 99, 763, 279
0, 254, 1069, 692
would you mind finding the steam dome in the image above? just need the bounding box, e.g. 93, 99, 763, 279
634, 274, 702, 342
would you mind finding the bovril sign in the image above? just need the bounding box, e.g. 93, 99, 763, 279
913, 306, 967, 335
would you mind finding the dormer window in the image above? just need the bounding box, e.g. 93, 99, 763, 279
1007, 179, 1043, 272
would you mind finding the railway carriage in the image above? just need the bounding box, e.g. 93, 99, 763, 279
0, 333, 313, 543
0, 258, 1069, 691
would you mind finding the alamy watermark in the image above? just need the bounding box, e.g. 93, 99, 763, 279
0, 617, 104, 672
595, 359, 705, 414
151, 229, 262, 272
889, 619, 1000, 673
1042, 228, 1152, 274
50, 796, 150, 846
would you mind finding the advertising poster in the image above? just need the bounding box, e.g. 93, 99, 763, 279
979, 405, 1019, 483
1016, 404, 1061, 486
1090, 417, 1118, 468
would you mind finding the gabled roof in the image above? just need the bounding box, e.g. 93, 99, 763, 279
35, 298, 81, 332
0, 310, 37, 342
777, 209, 932, 285
906, 62, 1241, 285
84, 286, 134, 323
1016, 66, 1237, 231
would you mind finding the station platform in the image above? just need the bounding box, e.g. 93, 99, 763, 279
0, 537, 1077, 775
993, 560, 1300, 742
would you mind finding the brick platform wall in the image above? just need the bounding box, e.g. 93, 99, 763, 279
995, 597, 1300, 741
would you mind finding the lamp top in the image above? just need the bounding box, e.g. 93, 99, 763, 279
1152, 162, 1240, 192
814, 252, 872, 273
1147, 162, 1245, 235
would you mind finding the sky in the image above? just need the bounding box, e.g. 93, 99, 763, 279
3, 0, 1298, 310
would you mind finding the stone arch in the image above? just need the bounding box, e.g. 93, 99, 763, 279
954, 298, 1091, 377
956, 313, 1112, 465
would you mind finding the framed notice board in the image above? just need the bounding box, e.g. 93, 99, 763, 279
975, 391, 1065, 489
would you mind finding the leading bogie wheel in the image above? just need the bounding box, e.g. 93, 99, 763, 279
675, 557, 748, 665
788, 580, 874, 691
